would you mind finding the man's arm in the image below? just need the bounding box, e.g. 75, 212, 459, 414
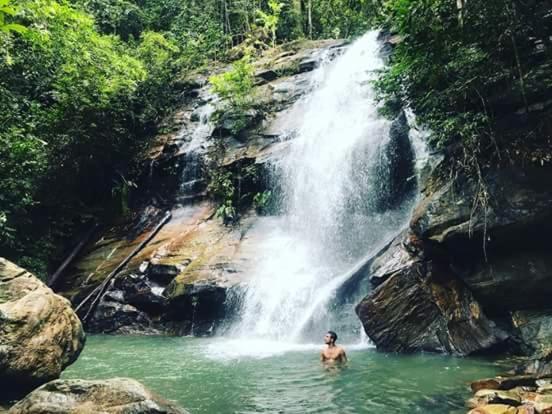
320, 351, 326, 362
340, 349, 347, 363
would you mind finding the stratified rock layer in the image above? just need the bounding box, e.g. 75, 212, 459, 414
0, 258, 85, 397
356, 254, 507, 355
357, 164, 552, 356
8, 378, 188, 414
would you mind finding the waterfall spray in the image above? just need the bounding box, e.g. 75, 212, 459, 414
223, 32, 418, 355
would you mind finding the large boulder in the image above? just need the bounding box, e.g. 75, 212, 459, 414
8, 378, 188, 414
0, 258, 85, 398
355, 246, 508, 355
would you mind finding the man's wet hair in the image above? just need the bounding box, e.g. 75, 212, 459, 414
327, 331, 337, 343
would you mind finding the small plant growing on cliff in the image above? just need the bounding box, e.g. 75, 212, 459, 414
216, 200, 238, 225
210, 56, 255, 135
253, 190, 272, 215
208, 168, 239, 225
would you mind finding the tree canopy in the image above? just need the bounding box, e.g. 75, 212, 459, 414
0, 0, 550, 276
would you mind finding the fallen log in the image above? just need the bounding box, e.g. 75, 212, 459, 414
75, 210, 172, 321
48, 223, 99, 288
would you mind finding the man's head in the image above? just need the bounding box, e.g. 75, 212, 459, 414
324, 331, 338, 345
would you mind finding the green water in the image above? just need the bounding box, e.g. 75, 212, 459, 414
63, 336, 509, 414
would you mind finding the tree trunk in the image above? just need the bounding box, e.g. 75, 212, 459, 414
307, 0, 312, 38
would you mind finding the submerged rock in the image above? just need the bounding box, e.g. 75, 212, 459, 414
0, 258, 85, 398
8, 378, 188, 414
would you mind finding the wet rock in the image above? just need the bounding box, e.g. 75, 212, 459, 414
353, 113, 552, 358
255, 69, 279, 84
212, 108, 263, 138
467, 355, 552, 413
143, 263, 182, 285
115, 273, 168, 313
8, 378, 188, 414
369, 230, 421, 287
458, 250, 552, 313
516, 405, 536, 414
0, 258, 85, 398
511, 311, 552, 356
509, 351, 552, 378
467, 404, 518, 414
87, 297, 162, 335
534, 401, 552, 414
471, 376, 539, 393
356, 259, 508, 355
165, 283, 230, 336
372, 111, 416, 211
468, 389, 522, 408
538, 384, 552, 394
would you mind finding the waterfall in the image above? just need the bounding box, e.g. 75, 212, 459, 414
224, 32, 418, 353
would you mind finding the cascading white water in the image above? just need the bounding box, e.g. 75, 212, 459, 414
223, 32, 418, 355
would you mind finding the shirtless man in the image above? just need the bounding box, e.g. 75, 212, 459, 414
320, 331, 347, 363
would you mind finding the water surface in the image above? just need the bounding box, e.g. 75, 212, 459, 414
63, 336, 509, 414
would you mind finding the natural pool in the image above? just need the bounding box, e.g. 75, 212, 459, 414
62, 336, 511, 414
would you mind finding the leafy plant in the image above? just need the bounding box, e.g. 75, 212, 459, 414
210, 55, 255, 135
208, 168, 238, 225
0, 0, 26, 33
253, 190, 272, 215
256, 0, 283, 48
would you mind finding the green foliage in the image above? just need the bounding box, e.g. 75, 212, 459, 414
253, 190, 273, 215
376, 0, 552, 153
76, 0, 145, 40
208, 169, 237, 225
0, 0, 182, 275
210, 55, 255, 135
257, 1, 283, 48
0, 0, 26, 33
210, 56, 255, 109
312, 0, 375, 39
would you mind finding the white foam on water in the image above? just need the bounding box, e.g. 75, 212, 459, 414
204, 338, 374, 361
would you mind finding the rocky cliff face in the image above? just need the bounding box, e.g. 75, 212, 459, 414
53, 40, 350, 336
356, 161, 552, 356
